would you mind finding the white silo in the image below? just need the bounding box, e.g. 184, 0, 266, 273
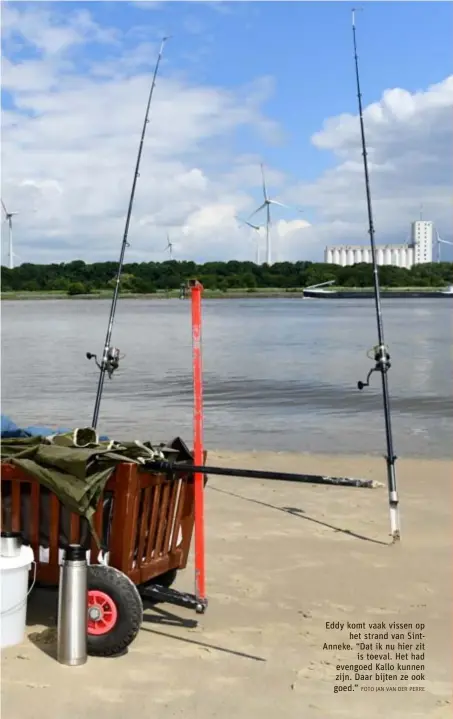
377, 248, 384, 265
339, 248, 347, 266
407, 247, 414, 269
347, 248, 354, 265
326, 248, 334, 263
392, 248, 400, 266
354, 248, 363, 263
333, 248, 340, 264
400, 247, 407, 268
384, 246, 392, 265
362, 247, 370, 263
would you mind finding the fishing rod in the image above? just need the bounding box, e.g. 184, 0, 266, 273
87, 37, 170, 430
140, 459, 381, 489
351, 9, 401, 542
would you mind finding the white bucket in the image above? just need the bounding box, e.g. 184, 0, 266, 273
0, 545, 34, 649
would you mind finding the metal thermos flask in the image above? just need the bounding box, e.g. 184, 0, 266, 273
57, 544, 88, 666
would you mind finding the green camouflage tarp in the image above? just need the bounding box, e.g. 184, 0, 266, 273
1, 433, 182, 541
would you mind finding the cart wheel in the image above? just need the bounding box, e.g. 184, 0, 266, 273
87, 565, 143, 657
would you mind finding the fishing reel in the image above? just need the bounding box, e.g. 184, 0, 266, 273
86, 347, 123, 379
357, 344, 391, 390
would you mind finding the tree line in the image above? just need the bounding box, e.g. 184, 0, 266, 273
1, 259, 452, 294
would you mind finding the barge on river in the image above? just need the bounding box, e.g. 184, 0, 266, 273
303, 281, 453, 300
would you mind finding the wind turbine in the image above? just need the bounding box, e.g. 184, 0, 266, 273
164, 233, 174, 260
1, 199, 19, 270
247, 163, 302, 266
436, 230, 453, 262
236, 216, 262, 264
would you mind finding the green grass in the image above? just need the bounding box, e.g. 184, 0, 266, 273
0, 287, 305, 300
0, 285, 445, 300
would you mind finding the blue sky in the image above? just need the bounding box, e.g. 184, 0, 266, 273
2, 1, 453, 263
28, 0, 451, 184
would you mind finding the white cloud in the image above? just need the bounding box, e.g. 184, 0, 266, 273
286, 76, 453, 250
1, 5, 119, 56
1, 4, 452, 267
276, 219, 312, 238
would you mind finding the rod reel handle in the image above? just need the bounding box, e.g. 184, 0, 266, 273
86, 352, 102, 371
357, 367, 375, 390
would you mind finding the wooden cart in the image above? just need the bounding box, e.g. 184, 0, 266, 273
1, 456, 204, 656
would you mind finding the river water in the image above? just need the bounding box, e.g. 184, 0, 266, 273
1, 298, 452, 459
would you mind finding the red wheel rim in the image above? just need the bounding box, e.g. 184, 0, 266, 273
87, 590, 118, 635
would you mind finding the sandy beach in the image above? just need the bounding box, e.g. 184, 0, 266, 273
1, 451, 452, 719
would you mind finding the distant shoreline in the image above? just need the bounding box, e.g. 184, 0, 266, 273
1, 290, 301, 301
0, 287, 445, 301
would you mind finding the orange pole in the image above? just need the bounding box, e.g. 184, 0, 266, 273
190, 280, 206, 604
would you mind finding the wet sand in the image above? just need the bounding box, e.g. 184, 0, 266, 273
1, 451, 452, 719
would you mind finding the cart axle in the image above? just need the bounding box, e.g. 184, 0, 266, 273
140, 584, 208, 614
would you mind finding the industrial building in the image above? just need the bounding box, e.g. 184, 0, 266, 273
324, 220, 434, 269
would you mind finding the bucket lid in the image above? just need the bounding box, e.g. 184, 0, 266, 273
0, 545, 34, 570
1, 531, 22, 540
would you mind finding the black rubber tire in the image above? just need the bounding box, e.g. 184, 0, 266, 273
87, 565, 143, 657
